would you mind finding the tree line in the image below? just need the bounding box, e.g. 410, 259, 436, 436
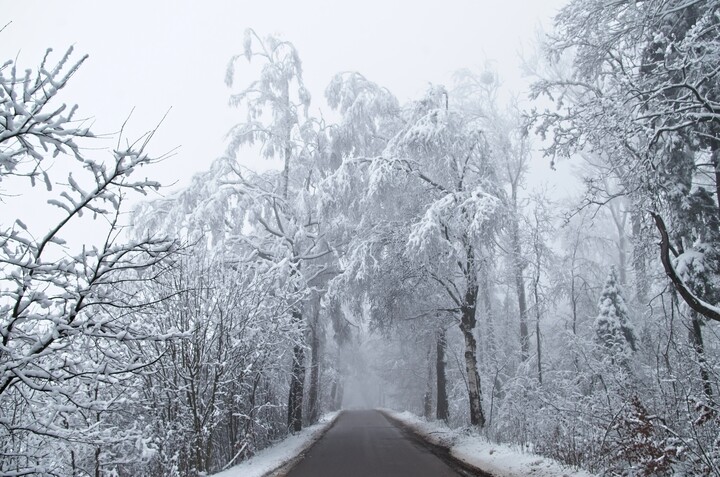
1, 1, 719, 475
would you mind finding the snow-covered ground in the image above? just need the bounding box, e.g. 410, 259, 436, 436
382, 410, 596, 477
212, 412, 340, 477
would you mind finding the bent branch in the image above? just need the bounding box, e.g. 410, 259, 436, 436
652, 211, 720, 323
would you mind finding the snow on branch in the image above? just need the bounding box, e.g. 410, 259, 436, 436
652, 211, 720, 322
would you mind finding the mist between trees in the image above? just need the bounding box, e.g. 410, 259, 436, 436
2, 1, 720, 475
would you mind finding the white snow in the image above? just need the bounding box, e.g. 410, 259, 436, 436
382, 410, 596, 477
211, 412, 340, 477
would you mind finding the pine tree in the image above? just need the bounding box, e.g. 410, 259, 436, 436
594, 266, 637, 360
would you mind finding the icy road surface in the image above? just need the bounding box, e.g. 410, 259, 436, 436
284, 410, 485, 477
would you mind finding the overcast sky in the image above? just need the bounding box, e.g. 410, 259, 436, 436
6, 0, 569, 195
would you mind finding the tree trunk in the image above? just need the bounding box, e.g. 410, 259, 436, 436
690, 311, 713, 401
423, 343, 433, 419
609, 201, 628, 287
331, 378, 344, 410
283, 145, 292, 200
461, 321, 485, 427
460, 243, 486, 427
533, 280, 543, 385
511, 215, 530, 362
617, 230, 627, 286
570, 274, 579, 335
287, 311, 305, 433
306, 307, 321, 425
436, 328, 449, 421
329, 380, 340, 411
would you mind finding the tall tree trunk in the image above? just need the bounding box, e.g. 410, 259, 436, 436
690, 311, 713, 401
511, 215, 529, 362
330, 378, 344, 411
609, 203, 628, 287
307, 317, 321, 425
436, 328, 449, 421
461, 243, 486, 427
287, 310, 305, 433
306, 301, 322, 425
617, 230, 628, 286
423, 344, 433, 419
570, 274, 579, 336
283, 145, 292, 200
533, 280, 543, 385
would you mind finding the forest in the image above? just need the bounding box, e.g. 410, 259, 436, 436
1, 0, 720, 476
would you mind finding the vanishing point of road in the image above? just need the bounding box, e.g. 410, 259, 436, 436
283, 410, 489, 477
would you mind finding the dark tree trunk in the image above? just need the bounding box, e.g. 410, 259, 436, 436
306, 307, 321, 425
533, 280, 543, 385
287, 311, 305, 433
436, 328, 449, 421
690, 311, 713, 401
423, 343, 433, 419
460, 243, 486, 427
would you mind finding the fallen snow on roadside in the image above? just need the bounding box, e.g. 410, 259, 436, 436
212, 412, 340, 477
382, 410, 595, 477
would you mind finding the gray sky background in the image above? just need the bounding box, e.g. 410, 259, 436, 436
5, 0, 570, 197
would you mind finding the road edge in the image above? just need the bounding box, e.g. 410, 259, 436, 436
265, 411, 344, 477
378, 409, 494, 477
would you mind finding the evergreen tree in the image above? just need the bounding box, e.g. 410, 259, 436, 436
594, 266, 637, 360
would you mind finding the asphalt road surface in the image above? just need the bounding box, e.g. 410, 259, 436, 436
284, 410, 484, 477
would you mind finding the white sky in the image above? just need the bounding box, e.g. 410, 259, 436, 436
5, 0, 569, 196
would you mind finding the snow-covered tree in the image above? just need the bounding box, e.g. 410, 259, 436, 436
534, 0, 720, 324
0, 47, 179, 475
594, 266, 637, 361
225, 30, 335, 433
326, 83, 501, 427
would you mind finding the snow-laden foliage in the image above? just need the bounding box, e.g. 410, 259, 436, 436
8, 20, 720, 476
532, 0, 720, 322
134, 248, 304, 476
594, 266, 637, 360
0, 46, 91, 185
226, 29, 310, 157
406, 188, 498, 266
325, 72, 400, 158
0, 48, 180, 476
522, 2, 720, 473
